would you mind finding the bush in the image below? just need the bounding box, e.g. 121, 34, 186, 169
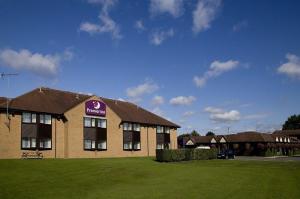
156, 148, 217, 162
265, 148, 276, 157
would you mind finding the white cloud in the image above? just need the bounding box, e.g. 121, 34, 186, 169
204, 106, 240, 123
194, 59, 239, 87
192, 0, 221, 34
150, 0, 184, 18
204, 106, 223, 114
151, 95, 164, 105
183, 111, 195, 117
80, 0, 122, 40
0, 48, 72, 77
134, 20, 146, 32
152, 107, 164, 116
126, 81, 159, 98
170, 96, 196, 106
277, 53, 300, 79
150, 29, 174, 45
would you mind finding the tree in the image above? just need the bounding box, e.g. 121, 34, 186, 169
206, 131, 215, 136
190, 130, 199, 136
282, 114, 300, 130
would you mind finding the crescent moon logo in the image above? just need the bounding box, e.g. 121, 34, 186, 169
93, 101, 101, 110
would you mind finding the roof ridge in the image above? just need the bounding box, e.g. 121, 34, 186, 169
40, 87, 92, 97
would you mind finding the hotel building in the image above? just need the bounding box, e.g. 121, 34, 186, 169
0, 87, 179, 159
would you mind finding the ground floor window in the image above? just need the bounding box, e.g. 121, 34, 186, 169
123, 130, 141, 151
21, 137, 51, 150
21, 137, 36, 149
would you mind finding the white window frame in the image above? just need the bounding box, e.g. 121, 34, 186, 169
22, 112, 32, 123
133, 123, 140, 131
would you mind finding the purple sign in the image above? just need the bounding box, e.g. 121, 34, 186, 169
85, 100, 106, 117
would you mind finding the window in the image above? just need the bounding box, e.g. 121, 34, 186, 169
124, 142, 132, 150
165, 127, 170, 134
123, 123, 132, 131
39, 114, 51, 125
21, 138, 37, 149
156, 126, 171, 149
40, 114, 44, 123
98, 119, 106, 128
98, 140, 107, 150
123, 123, 141, 151
157, 126, 164, 133
45, 115, 51, 125
84, 140, 92, 150
133, 123, 140, 131
84, 117, 91, 127
21, 113, 52, 150
83, 117, 107, 151
31, 138, 36, 148
22, 138, 31, 148
157, 144, 164, 150
22, 112, 36, 123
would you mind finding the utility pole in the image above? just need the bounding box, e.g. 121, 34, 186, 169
1, 73, 18, 121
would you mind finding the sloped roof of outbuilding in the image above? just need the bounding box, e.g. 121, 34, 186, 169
273, 129, 300, 136
225, 131, 274, 143
0, 97, 7, 105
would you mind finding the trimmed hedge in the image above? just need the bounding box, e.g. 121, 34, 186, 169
156, 148, 218, 162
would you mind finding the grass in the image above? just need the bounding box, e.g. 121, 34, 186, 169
0, 158, 300, 199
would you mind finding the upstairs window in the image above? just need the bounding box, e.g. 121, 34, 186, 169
22, 112, 36, 123
98, 119, 106, 128
123, 122, 132, 131
157, 126, 164, 133
84, 117, 91, 127
165, 127, 170, 134
40, 114, 51, 125
133, 124, 140, 131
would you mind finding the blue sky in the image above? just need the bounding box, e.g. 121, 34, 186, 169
1, 0, 300, 135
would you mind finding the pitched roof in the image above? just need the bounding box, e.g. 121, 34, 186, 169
273, 129, 300, 136
0, 87, 180, 128
0, 97, 7, 106
100, 98, 180, 128
0, 87, 91, 115
225, 132, 274, 143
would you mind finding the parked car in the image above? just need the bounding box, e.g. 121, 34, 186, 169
227, 150, 235, 159
217, 150, 235, 159
217, 152, 226, 159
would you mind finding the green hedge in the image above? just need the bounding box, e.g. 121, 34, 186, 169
156, 148, 218, 162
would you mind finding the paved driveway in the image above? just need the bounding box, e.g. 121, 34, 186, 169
235, 156, 300, 162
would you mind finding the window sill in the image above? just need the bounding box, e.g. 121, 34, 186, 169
84, 149, 107, 151
21, 148, 52, 151
123, 149, 141, 151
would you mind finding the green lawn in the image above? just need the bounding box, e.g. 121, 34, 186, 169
0, 158, 300, 199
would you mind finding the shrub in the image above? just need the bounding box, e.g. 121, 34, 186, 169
156, 148, 217, 162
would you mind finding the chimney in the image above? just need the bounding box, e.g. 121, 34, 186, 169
39, 87, 42, 92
